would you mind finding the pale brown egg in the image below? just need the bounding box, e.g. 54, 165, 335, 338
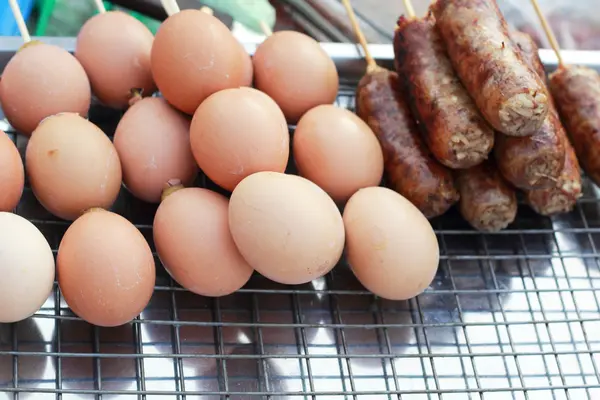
0, 212, 55, 323
113, 97, 197, 203
343, 187, 439, 300
0, 42, 91, 136
237, 42, 253, 87
0, 131, 24, 211
75, 11, 156, 109
293, 105, 384, 202
229, 172, 345, 285
151, 9, 245, 114
190, 87, 289, 191
154, 187, 253, 296
253, 31, 339, 123
57, 209, 155, 327
26, 113, 122, 221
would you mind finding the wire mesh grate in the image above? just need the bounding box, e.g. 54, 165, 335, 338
1, 85, 600, 400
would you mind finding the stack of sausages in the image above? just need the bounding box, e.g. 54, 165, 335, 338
356, 0, 591, 232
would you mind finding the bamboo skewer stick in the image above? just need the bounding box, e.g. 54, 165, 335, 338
93, 0, 106, 14
530, 0, 563, 67
340, 0, 376, 71
402, 0, 416, 19
8, 0, 31, 43
161, 0, 180, 17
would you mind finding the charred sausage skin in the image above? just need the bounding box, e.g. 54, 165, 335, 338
394, 15, 494, 169
526, 143, 582, 216
355, 66, 459, 218
455, 160, 517, 232
550, 66, 600, 188
431, 0, 549, 137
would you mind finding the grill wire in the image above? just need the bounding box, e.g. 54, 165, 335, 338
1, 85, 600, 400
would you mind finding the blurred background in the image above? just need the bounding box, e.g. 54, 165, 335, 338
0, 0, 598, 49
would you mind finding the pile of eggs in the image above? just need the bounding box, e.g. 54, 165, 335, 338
0, 8, 439, 327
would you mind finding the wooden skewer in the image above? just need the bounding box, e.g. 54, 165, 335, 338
8, 0, 31, 43
259, 21, 273, 37
530, 0, 563, 67
161, 0, 180, 17
340, 0, 376, 71
402, 0, 416, 19
93, 0, 106, 14
199, 6, 213, 15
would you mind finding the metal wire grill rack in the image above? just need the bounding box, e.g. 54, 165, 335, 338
2, 48, 600, 400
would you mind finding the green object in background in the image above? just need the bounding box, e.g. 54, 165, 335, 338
200, 0, 275, 34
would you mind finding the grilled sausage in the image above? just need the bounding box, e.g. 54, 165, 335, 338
455, 160, 517, 232
394, 15, 494, 169
431, 0, 550, 137
525, 143, 582, 216
494, 30, 566, 190
550, 66, 600, 187
355, 66, 459, 218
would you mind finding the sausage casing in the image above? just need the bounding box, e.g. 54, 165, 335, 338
431, 0, 549, 136
550, 66, 600, 187
455, 160, 517, 232
510, 30, 547, 83
525, 142, 582, 216
394, 15, 494, 169
355, 66, 459, 218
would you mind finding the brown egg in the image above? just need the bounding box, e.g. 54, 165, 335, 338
229, 172, 345, 285
0, 42, 91, 136
190, 87, 289, 191
0, 132, 24, 211
343, 187, 439, 300
151, 9, 245, 114
154, 187, 253, 296
26, 113, 122, 221
253, 31, 339, 123
57, 209, 155, 327
113, 97, 197, 203
75, 11, 156, 109
293, 105, 384, 202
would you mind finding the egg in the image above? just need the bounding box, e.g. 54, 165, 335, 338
293, 105, 384, 202
151, 9, 245, 114
253, 31, 339, 123
75, 11, 156, 109
0, 131, 24, 211
26, 113, 122, 221
0, 42, 91, 136
154, 186, 253, 296
229, 172, 345, 285
0, 212, 55, 323
238, 42, 254, 87
190, 87, 289, 191
57, 209, 155, 327
113, 97, 197, 203
343, 187, 439, 300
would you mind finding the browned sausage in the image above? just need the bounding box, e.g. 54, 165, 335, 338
550, 66, 600, 187
455, 160, 517, 232
493, 30, 566, 190
393, 14, 494, 169
355, 66, 459, 218
431, 0, 550, 136
525, 142, 582, 216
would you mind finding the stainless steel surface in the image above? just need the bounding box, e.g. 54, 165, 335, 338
1, 42, 600, 399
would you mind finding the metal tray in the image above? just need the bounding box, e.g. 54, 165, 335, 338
1, 40, 600, 399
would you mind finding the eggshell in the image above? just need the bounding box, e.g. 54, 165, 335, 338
190, 87, 289, 191
0, 132, 24, 211
26, 113, 122, 221
57, 209, 155, 327
228, 172, 345, 285
237, 42, 253, 87
293, 105, 384, 202
253, 31, 339, 123
0, 42, 91, 136
343, 187, 439, 300
75, 11, 156, 109
151, 9, 245, 114
154, 187, 253, 296
114, 97, 197, 203
0, 212, 55, 323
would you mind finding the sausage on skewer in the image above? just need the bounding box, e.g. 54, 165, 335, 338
431, 0, 550, 137
455, 159, 517, 232
394, 14, 494, 169
356, 66, 460, 218
493, 30, 566, 190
